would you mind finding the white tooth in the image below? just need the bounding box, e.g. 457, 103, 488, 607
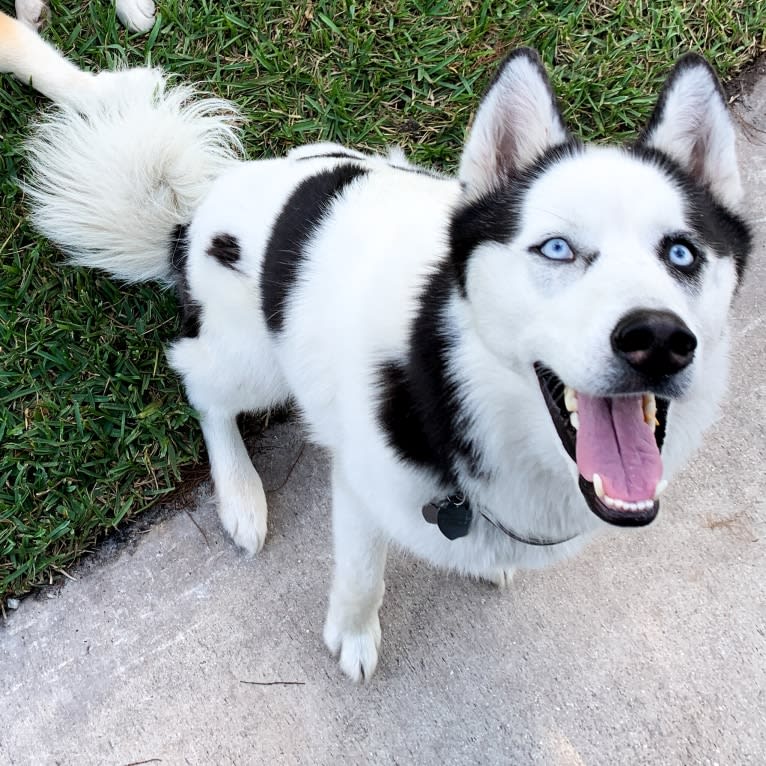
642, 500, 654, 510
570, 411, 580, 430
624, 501, 637, 511
603, 495, 616, 508
592, 473, 605, 500
613, 498, 625, 510
564, 386, 578, 413
654, 479, 668, 500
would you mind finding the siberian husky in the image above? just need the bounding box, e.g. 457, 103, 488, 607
2, 15, 751, 680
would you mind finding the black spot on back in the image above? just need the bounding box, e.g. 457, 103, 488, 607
261, 164, 368, 332
295, 151, 366, 162
385, 162, 440, 178
207, 233, 241, 270
169, 223, 202, 338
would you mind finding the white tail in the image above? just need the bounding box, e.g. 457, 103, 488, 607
24, 67, 243, 282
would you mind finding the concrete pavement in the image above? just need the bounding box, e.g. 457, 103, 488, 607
2, 73, 765, 765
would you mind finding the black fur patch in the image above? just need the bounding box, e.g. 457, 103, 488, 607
295, 150, 438, 178
207, 233, 241, 270
169, 223, 189, 272
169, 223, 202, 338
449, 141, 584, 293
295, 151, 366, 162
261, 164, 369, 332
376, 263, 480, 484
385, 162, 440, 178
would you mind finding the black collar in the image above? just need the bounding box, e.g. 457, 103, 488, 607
422, 494, 581, 547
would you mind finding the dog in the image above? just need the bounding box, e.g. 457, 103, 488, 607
4, 17, 751, 681
14, 0, 155, 32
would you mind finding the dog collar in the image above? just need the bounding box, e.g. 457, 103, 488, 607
422, 493, 581, 547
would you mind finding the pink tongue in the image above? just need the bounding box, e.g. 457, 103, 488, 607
575, 394, 662, 502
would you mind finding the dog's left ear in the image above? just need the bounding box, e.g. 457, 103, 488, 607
638, 54, 742, 208
459, 49, 569, 200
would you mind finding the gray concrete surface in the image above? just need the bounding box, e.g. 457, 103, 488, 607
2, 77, 766, 766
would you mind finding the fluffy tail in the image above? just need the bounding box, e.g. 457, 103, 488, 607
24, 66, 243, 282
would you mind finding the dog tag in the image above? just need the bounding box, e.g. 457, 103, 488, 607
422, 494, 472, 540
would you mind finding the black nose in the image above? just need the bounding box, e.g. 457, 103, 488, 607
611, 310, 697, 378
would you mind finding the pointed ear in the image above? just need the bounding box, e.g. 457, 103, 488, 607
458, 49, 569, 200
638, 54, 742, 208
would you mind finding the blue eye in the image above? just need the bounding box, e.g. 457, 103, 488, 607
667, 242, 696, 269
538, 237, 574, 262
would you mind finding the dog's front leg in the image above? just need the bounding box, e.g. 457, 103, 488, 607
201, 412, 268, 556
323, 468, 388, 682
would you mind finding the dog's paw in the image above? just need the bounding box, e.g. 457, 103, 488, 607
115, 0, 155, 32
15, 0, 48, 29
216, 494, 268, 556
484, 567, 516, 589
324, 613, 382, 683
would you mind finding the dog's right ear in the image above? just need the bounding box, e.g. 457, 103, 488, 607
458, 49, 569, 200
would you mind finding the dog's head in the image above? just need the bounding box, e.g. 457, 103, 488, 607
451, 50, 750, 527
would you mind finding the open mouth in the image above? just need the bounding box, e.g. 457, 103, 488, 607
535, 364, 669, 527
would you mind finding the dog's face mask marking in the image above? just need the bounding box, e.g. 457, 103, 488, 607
452, 50, 750, 527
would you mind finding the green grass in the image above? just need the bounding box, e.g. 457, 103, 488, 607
1, 0, 763, 601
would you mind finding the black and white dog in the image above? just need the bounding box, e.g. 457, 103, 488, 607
14, 24, 751, 680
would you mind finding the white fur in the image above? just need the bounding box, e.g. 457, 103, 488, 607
21, 47, 746, 682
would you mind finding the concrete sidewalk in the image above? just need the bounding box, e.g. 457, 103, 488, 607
2, 79, 765, 766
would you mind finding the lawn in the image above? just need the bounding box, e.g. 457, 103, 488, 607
1, 0, 763, 603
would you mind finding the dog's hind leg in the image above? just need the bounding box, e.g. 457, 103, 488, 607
323, 468, 388, 682
198, 411, 269, 555
168, 315, 289, 556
